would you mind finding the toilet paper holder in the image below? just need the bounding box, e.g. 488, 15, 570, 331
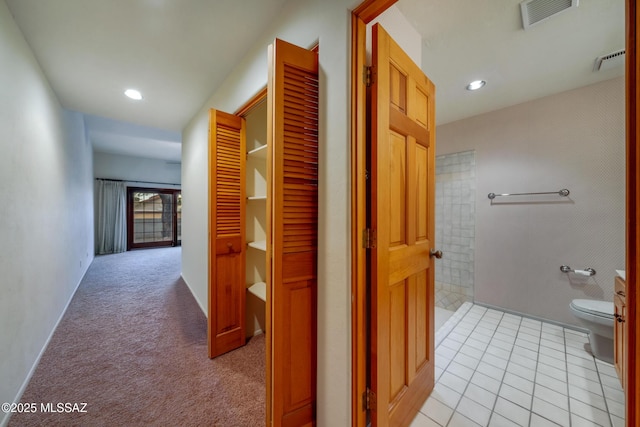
560, 265, 596, 276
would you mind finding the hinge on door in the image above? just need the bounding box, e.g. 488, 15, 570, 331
363, 387, 377, 411
364, 66, 374, 87
363, 228, 376, 249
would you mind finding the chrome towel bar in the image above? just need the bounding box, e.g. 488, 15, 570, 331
488, 188, 570, 200
560, 265, 596, 276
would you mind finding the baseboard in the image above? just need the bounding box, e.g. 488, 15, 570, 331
180, 273, 207, 316
1, 259, 93, 427
247, 329, 264, 339
180, 274, 264, 339
474, 301, 590, 334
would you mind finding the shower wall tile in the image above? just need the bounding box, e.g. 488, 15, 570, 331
435, 150, 476, 311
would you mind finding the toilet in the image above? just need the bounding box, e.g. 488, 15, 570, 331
569, 299, 615, 363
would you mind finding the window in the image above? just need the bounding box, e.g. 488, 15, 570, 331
127, 188, 181, 250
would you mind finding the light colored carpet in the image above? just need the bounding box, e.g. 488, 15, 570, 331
9, 247, 265, 426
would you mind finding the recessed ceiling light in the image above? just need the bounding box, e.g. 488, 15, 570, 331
124, 89, 143, 100
466, 80, 486, 91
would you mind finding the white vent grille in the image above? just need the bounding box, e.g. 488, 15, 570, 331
520, 0, 578, 30
593, 49, 626, 72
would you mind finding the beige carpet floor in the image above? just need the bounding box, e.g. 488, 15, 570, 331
9, 247, 265, 427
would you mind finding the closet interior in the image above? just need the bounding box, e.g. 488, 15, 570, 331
244, 99, 267, 337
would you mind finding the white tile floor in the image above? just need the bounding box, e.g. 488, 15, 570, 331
412, 303, 625, 427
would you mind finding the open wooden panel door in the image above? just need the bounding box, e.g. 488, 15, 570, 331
369, 23, 436, 426
267, 38, 319, 427
625, 0, 639, 423
208, 109, 247, 358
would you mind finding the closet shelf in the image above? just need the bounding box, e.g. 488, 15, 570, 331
247, 240, 267, 251
247, 144, 267, 159
247, 281, 267, 302
247, 195, 267, 201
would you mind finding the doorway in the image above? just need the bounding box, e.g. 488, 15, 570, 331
354, 1, 639, 425
352, 4, 439, 423
207, 39, 320, 427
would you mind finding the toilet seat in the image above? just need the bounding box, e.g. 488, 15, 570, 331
570, 299, 614, 319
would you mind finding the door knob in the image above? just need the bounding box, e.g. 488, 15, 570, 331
430, 249, 443, 259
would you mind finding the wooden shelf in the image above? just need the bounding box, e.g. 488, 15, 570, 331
247, 240, 267, 251
247, 281, 267, 302
247, 144, 267, 159
247, 195, 267, 201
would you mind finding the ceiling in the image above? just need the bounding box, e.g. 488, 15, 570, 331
5, 0, 289, 161
5, 0, 624, 162
396, 0, 624, 126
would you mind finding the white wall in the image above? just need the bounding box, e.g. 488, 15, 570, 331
182, 0, 361, 424
436, 77, 625, 325
0, 2, 94, 425
94, 151, 181, 185
367, 4, 422, 66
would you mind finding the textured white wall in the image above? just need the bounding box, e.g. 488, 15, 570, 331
0, 2, 94, 425
94, 151, 181, 185
437, 77, 625, 325
367, 4, 422, 66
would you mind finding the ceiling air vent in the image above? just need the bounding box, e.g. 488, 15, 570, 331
520, 0, 578, 30
593, 49, 626, 72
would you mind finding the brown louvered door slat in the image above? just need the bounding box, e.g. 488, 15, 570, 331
208, 109, 246, 359
267, 39, 318, 427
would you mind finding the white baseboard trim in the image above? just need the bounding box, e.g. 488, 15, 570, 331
1, 260, 92, 427
180, 273, 207, 316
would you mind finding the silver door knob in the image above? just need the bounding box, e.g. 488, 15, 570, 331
430, 249, 443, 259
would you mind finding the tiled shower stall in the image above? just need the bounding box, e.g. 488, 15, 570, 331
435, 150, 476, 311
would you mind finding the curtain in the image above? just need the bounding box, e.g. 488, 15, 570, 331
95, 179, 127, 254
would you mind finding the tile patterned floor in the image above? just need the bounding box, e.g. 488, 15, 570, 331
412, 303, 625, 427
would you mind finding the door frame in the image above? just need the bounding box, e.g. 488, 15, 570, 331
625, 0, 638, 423
352, 0, 639, 425
350, 1, 398, 426
126, 187, 182, 250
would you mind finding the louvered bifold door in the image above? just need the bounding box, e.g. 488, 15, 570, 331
208, 109, 247, 359
267, 39, 319, 427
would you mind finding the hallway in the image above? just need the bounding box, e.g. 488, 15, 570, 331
9, 248, 264, 426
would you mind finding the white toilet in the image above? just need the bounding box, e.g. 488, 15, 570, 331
569, 299, 615, 363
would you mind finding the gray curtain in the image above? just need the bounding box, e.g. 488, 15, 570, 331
95, 179, 127, 254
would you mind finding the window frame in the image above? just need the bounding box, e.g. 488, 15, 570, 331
127, 187, 182, 250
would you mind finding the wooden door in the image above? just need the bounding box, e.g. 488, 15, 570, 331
267, 38, 319, 427
369, 23, 436, 426
614, 292, 625, 388
208, 109, 247, 358
626, 0, 639, 422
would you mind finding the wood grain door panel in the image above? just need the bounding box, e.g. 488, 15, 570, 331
208, 109, 247, 359
267, 38, 319, 427
370, 23, 436, 426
